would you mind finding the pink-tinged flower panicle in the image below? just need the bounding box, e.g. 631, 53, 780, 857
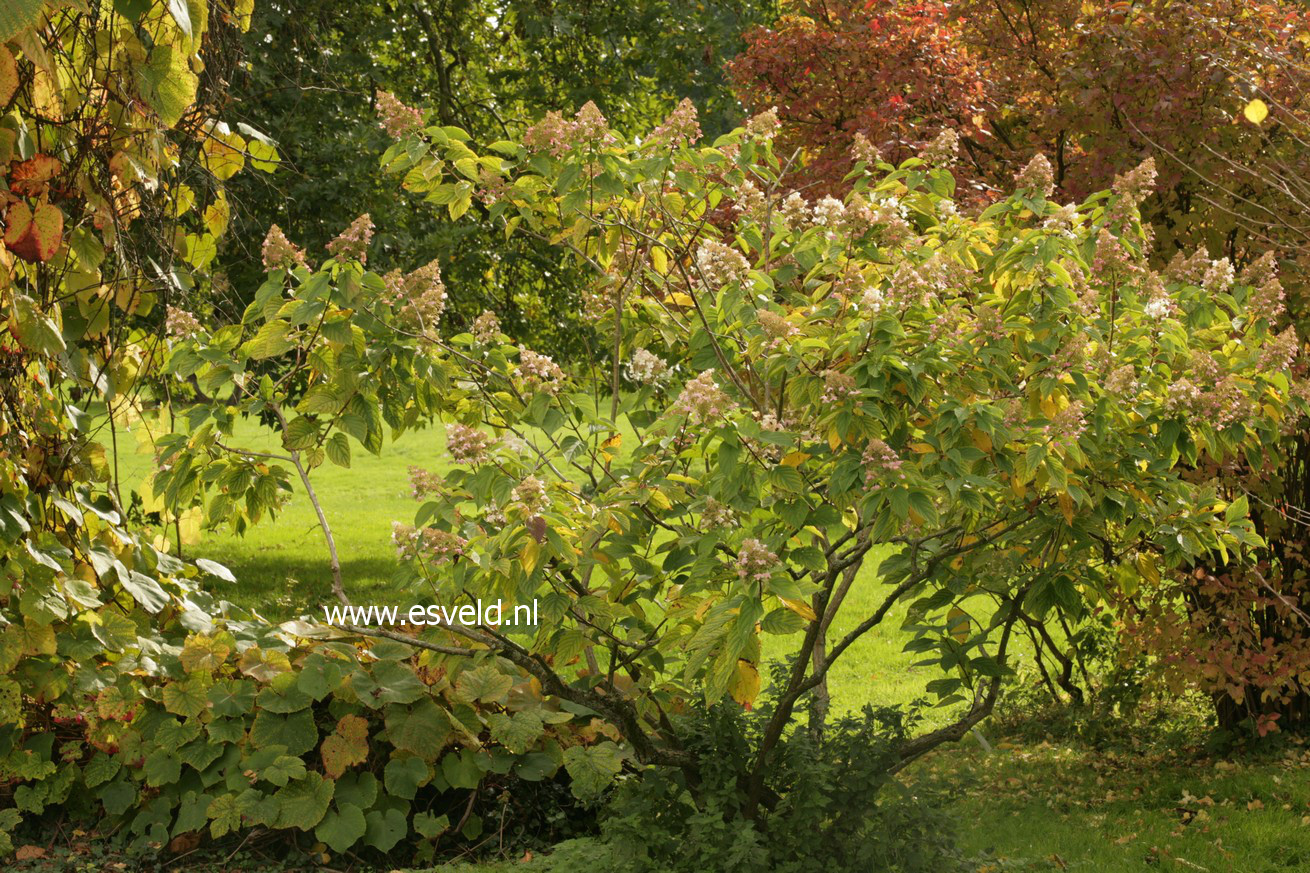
165, 305, 202, 337
261, 224, 308, 272
327, 214, 374, 264
736, 538, 778, 584
863, 438, 905, 490
517, 347, 565, 394
673, 371, 736, 424
376, 90, 424, 139
445, 423, 494, 464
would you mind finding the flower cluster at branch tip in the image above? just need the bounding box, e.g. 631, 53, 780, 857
811, 195, 846, 228
625, 348, 670, 385
1107, 157, 1157, 223
391, 522, 465, 563
511, 475, 550, 516
384, 259, 446, 333
736, 538, 779, 584
701, 498, 736, 530
852, 131, 880, 165
862, 439, 905, 488
648, 98, 701, 148
1201, 257, 1235, 292
165, 306, 202, 337
471, 310, 501, 345
445, 423, 494, 464
821, 369, 859, 404
673, 371, 735, 424
780, 191, 809, 229
694, 239, 750, 288
745, 107, 780, 141
407, 466, 444, 499
1260, 327, 1300, 372
1041, 203, 1080, 238
326, 214, 374, 264
1014, 153, 1055, 198
757, 308, 799, 349
1104, 364, 1138, 397
921, 128, 959, 166
1092, 227, 1134, 274
524, 101, 615, 156
1143, 290, 1173, 321
261, 224, 308, 271
1044, 400, 1087, 449
375, 90, 424, 139
517, 347, 565, 394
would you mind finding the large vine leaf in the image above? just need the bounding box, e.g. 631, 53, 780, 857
383, 698, 450, 759
314, 802, 366, 853
0, 0, 44, 43
273, 773, 334, 831
562, 741, 624, 801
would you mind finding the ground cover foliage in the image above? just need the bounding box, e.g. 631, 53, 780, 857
2, 1, 1310, 871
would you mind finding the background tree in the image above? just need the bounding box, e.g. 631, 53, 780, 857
217, 0, 777, 359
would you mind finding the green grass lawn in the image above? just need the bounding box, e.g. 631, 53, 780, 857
106, 412, 1305, 872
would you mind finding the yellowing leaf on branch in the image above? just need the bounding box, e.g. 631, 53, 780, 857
778, 597, 816, 622
947, 606, 970, 643
1058, 492, 1075, 526
729, 659, 760, 706
1244, 98, 1269, 125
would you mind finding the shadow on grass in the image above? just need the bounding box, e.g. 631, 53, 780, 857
191, 552, 415, 620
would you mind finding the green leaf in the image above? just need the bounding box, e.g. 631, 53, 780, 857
163, 678, 210, 718
315, 802, 367, 853
242, 319, 296, 359
363, 806, 409, 851
119, 570, 170, 613
325, 432, 352, 468
368, 661, 428, 705
383, 755, 429, 800
83, 752, 121, 788
99, 779, 136, 816
144, 749, 182, 786
207, 793, 243, 838
454, 664, 514, 704
208, 679, 256, 717
384, 699, 450, 759
194, 558, 235, 582
251, 710, 318, 757
413, 811, 450, 839
489, 709, 543, 755
563, 742, 623, 801
274, 772, 334, 830
140, 43, 198, 128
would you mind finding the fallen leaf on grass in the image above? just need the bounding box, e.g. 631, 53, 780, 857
15, 846, 46, 860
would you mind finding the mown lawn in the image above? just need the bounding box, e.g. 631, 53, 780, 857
106, 413, 1306, 872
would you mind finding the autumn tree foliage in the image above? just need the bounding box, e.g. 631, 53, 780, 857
730, 0, 1310, 266
726, 0, 985, 194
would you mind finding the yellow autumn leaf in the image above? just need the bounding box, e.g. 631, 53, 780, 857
729, 659, 761, 706
648, 489, 672, 510
779, 597, 817, 622
1136, 552, 1160, 585
651, 245, 668, 274
947, 606, 970, 644
827, 426, 842, 452
781, 451, 807, 467
1058, 492, 1075, 526
521, 537, 540, 574
668, 292, 695, 307
970, 428, 993, 453
1244, 98, 1269, 125
911, 442, 934, 454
